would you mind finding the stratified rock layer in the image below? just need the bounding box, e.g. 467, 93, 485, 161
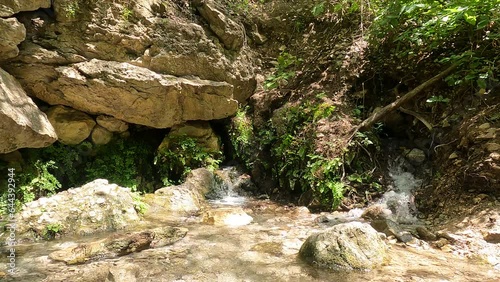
19, 59, 237, 128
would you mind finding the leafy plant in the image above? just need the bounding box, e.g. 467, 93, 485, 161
131, 192, 148, 215
63, 1, 80, 18
312, 2, 326, 17
85, 139, 155, 192
229, 106, 256, 168
122, 7, 133, 21
370, 0, 499, 90
261, 100, 362, 209
43, 223, 63, 239
154, 135, 223, 186
264, 49, 302, 90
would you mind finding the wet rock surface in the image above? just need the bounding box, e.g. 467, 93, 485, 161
144, 168, 218, 217
2, 197, 499, 282
48, 226, 187, 265
299, 222, 388, 270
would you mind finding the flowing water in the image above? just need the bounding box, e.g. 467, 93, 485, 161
379, 157, 421, 224
1, 166, 499, 281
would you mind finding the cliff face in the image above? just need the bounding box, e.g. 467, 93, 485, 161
0, 0, 256, 152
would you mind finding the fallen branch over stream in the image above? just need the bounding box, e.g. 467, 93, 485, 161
350, 64, 458, 138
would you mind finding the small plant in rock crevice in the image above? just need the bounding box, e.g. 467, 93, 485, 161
43, 223, 63, 240
63, 1, 80, 18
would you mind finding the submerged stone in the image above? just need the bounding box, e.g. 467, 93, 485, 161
202, 207, 253, 227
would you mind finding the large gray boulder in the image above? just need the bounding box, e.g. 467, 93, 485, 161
0, 17, 25, 60
14, 179, 141, 240
299, 222, 388, 270
0, 67, 56, 153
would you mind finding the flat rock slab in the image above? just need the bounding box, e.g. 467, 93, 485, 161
30, 59, 237, 128
49, 226, 188, 264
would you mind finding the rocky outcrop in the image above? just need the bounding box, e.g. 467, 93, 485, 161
158, 121, 221, 153
0, 67, 56, 153
14, 179, 140, 240
5, 0, 256, 124
0, 0, 51, 17
21, 59, 237, 128
46, 105, 96, 145
299, 222, 387, 270
49, 226, 188, 265
195, 0, 245, 51
0, 17, 25, 60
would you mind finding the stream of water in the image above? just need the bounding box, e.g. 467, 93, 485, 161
1, 166, 499, 281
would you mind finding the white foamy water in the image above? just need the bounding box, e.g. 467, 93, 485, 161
380, 159, 421, 223
209, 195, 247, 206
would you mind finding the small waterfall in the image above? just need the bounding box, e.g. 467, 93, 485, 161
379, 157, 421, 223
207, 166, 249, 206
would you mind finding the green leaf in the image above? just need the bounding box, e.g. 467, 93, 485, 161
311, 2, 325, 17
477, 78, 487, 89
463, 12, 476, 26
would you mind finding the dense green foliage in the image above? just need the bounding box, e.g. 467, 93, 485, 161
0, 138, 158, 213
370, 0, 499, 90
85, 139, 156, 192
264, 49, 302, 90
230, 100, 380, 209
154, 135, 223, 186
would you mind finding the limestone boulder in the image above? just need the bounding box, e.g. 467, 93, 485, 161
0, 0, 51, 17
13, 179, 140, 241
46, 105, 96, 145
144, 168, 217, 217
0, 67, 56, 153
91, 125, 113, 145
195, 1, 244, 51
0, 17, 26, 60
28, 59, 237, 128
96, 115, 128, 133
299, 222, 388, 270
159, 121, 221, 153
